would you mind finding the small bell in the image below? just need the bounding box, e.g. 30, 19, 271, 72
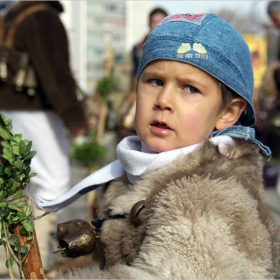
14, 68, 26, 92
24, 67, 38, 96
0, 60, 8, 82
130, 200, 146, 226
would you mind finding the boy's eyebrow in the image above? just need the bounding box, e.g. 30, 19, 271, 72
141, 69, 162, 79
142, 68, 208, 85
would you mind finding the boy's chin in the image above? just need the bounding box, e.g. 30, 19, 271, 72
144, 140, 177, 153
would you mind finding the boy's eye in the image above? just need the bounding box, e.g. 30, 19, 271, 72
150, 79, 163, 86
183, 85, 199, 94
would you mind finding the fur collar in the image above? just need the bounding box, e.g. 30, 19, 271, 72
107, 138, 264, 215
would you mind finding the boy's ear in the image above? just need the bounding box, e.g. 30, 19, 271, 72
215, 98, 247, 130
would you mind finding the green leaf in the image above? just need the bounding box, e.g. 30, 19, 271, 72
3, 149, 14, 165
23, 205, 32, 217
9, 214, 20, 224
17, 211, 26, 219
19, 140, 26, 156
22, 220, 33, 233
15, 201, 26, 208
22, 178, 30, 184
24, 166, 31, 176
11, 168, 18, 178
0, 126, 11, 140
12, 144, 20, 156
25, 141, 32, 154
96, 76, 115, 100
10, 181, 21, 193
0, 192, 4, 200
28, 173, 37, 178
26, 235, 33, 241
3, 148, 13, 160
0, 201, 7, 208
4, 166, 12, 176
12, 190, 22, 201
20, 245, 28, 254
19, 228, 27, 235
0, 114, 11, 126
0, 208, 9, 218
12, 134, 22, 143
13, 159, 23, 170
24, 151, 36, 161
9, 255, 15, 266
7, 203, 19, 211
1, 140, 9, 149
8, 234, 19, 247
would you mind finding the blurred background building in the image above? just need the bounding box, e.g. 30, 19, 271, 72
59, 1, 278, 97
60, 1, 152, 94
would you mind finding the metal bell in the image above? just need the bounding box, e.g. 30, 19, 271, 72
14, 68, 26, 92
0, 60, 8, 82
0, 48, 9, 82
14, 52, 29, 92
56, 219, 92, 242
24, 67, 38, 96
130, 200, 146, 226
56, 229, 96, 258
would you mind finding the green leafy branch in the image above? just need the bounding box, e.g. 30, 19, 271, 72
96, 75, 116, 102
0, 113, 37, 279
70, 133, 107, 169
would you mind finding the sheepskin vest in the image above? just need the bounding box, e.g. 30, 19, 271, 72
63, 139, 280, 279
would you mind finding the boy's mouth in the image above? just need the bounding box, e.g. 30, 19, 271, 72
150, 121, 172, 130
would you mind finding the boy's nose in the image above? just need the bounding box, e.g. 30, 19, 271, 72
154, 87, 174, 112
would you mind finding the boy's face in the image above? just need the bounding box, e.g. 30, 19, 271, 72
135, 60, 224, 153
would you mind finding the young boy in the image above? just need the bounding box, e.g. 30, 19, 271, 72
40, 13, 279, 279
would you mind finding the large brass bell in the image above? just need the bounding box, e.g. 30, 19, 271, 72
54, 219, 98, 258
55, 219, 92, 241
57, 229, 96, 258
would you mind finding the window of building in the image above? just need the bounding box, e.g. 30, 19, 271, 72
87, 2, 104, 13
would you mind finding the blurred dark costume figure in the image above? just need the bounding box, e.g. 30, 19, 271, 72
0, 0, 87, 272
264, 1, 280, 157
268, 1, 280, 30
259, 1, 280, 195
268, 1, 280, 62
0, 1, 86, 130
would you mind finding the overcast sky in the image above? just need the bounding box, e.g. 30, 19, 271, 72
152, 1, 271, 25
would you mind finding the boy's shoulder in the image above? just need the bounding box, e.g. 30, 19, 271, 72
161, 138, 262, 181
137, 139, 264, 206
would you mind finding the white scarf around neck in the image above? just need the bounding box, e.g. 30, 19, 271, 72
38, 135, 233, 212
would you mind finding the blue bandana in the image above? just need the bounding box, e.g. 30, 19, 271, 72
137, 13, 255, 127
